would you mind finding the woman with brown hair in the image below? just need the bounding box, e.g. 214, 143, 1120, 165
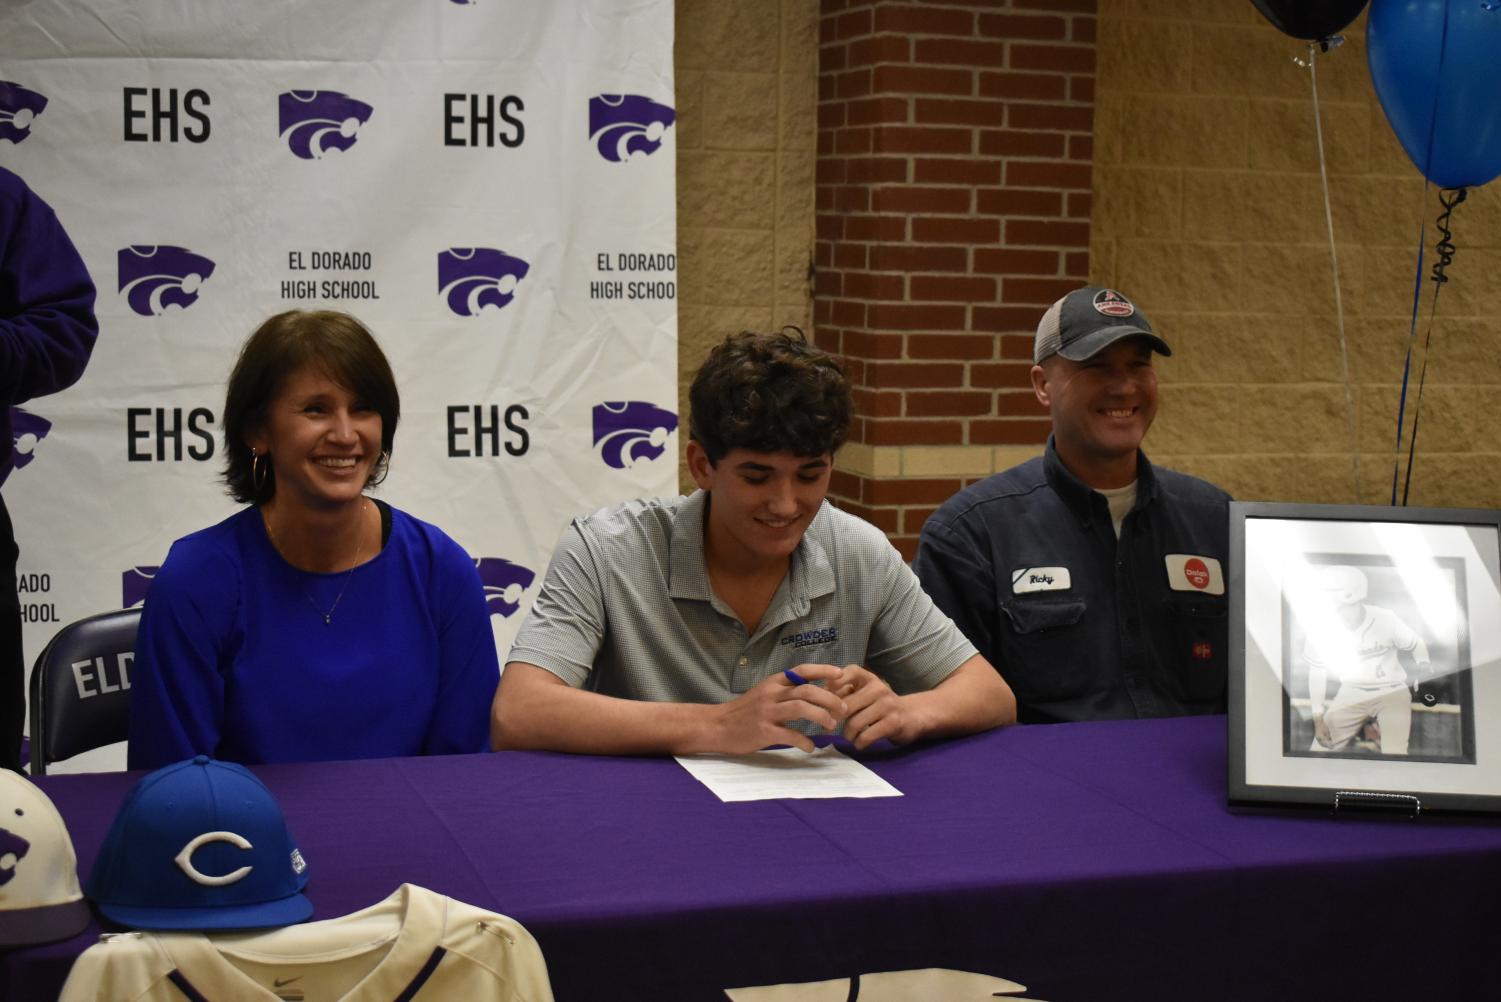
128, 310, 498, 767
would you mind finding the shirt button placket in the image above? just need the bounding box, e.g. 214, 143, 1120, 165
1117, 547, 1148, 713
732, 652, 755, 691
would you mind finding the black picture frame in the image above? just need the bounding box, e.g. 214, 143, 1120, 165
1229, 502, 1501, 819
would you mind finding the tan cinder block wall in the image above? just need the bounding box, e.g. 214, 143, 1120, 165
675, 0, 818, 489
1093, 2, 1501, 507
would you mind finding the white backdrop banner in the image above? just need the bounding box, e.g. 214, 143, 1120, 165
0, 0, 679, 735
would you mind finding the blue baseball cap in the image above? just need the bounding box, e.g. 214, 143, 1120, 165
85, 756, 311, 930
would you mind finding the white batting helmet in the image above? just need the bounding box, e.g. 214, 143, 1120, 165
1318, 565, 1368, 606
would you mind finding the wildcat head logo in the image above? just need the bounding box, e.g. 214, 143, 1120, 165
122, 566, 160, 609
0, 825, 29, 888
1, 408, 51, 488
0, 81, 47, 144
474, 558, 536, 618
438, 248, 529, 316
589, 95, 676, 163
592, 402, 677, 469
278, 91, 374, 160
118, 246, 216, 316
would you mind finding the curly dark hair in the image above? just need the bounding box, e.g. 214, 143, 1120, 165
688, 327, 850, 463
222, 310, 399, 504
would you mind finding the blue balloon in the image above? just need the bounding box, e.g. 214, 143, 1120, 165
1368, 0, 1501, 189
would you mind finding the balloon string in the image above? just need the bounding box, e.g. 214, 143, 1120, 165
1429, 187, 1466, 285
1392, 0, 1454, 504
1391, 180, 1428, 506
1401, 187, 1467, 506
1305, 43, 1360, 502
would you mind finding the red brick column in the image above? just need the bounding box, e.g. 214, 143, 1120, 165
815, 0, 1097, 558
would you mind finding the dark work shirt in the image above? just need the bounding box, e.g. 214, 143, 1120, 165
913, 437, 1230, 723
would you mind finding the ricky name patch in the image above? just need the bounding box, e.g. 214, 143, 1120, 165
1012, 567, 1071, 594
1165, 554, 1225, 595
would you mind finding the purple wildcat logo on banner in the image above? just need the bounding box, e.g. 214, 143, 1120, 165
474, 558, 536, 618
0, 408, 50, 488
118, 246, 215, 316
437, 248, 529, 317
588, 94, 675, 162
592, 401, 677, 469
0, 81, 47, 144
121, 566, 159, 609
278, 90, 374, 160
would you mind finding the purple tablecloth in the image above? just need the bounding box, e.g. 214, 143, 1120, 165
6, 715, 1500, 1001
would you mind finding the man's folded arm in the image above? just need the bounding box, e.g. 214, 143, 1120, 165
898, 653, 1016, 740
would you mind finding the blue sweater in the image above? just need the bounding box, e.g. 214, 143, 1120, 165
128, 505, 499, 767
0, 166, 98, 466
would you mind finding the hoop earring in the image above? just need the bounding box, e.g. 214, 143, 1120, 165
368, 449, 391, 487
251, 449, 270, 493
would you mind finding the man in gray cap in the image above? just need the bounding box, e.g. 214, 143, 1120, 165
913, 287, 1231, 722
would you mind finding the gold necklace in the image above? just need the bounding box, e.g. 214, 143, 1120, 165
267, 501, 368, 625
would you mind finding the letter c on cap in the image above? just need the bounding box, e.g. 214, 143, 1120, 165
174, 831, 254, 886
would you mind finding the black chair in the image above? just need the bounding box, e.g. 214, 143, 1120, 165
27, 608, 140, 775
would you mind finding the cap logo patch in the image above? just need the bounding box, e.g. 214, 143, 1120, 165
174, 831, 254, 887
0, 825, 30, 887
1092, 289, 1135, 318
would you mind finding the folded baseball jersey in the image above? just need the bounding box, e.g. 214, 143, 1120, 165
59, 883, 553, 1002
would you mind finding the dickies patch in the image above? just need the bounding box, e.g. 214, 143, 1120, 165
1012, 566, 1071, 594
1165, 554, 1225, 595
1192, 642, 1213, 660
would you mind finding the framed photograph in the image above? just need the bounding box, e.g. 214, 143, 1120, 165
1229, 502, 1501, 818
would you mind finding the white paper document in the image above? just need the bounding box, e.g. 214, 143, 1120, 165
675, 745, 902, 803
725, 967, 1036, 1001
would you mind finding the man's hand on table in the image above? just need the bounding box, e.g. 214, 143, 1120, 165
831, 664, 923, 751
710, 663, 847, 754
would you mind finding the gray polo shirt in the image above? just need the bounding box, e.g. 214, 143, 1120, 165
507, 490, 976, 703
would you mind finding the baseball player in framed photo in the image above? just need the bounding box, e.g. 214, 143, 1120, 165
1302, 565, 1432, 756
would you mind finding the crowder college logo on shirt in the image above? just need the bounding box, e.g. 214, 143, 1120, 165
780, 627, 838, 650
0, 80, 47, 144
118, 246, 216, 316
278, 91, 373, 160
592, 401, 677, 469
588, 94, 675, 162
